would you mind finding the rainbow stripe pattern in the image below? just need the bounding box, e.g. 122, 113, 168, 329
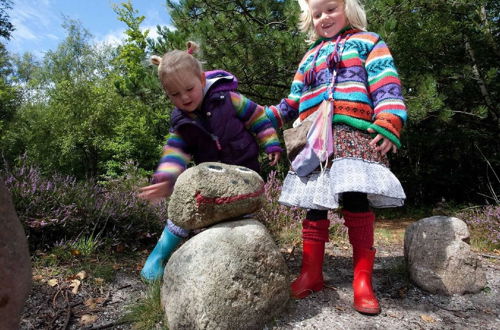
230, 92, 282, 154
267, 28, 407, 147
153, 92, 282, 185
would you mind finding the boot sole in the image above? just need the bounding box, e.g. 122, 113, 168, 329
354, 304, 381, 315
292, 284, 324, 299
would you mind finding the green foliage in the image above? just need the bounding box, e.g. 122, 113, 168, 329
3, 18, 165, 178
366, 0, 500, 205
111, 1, 171, 146
71, 234, 101, 257
0, 0, 14, 39
0, 0, 19, 139
112, 1, 154, 98
162, 0, 306, 104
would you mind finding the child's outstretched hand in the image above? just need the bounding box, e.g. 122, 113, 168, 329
367, 129, 397, 155
268, 151, 281, 166
138, 181, 173, 203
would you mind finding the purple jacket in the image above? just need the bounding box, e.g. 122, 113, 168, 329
170, 70, 261, 173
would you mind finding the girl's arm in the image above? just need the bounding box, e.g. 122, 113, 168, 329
264, 74, 304, 129
138, 132, 191, 201
230, 91, 283, 157
265, 99, 300, 130
365, 36, 407, 148
265, 49, 316, 129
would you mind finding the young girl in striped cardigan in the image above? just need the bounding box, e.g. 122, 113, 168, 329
265, 0, 407, 314
139, 41, 282, 281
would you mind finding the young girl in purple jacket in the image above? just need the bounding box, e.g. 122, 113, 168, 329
138, 41, 282, 281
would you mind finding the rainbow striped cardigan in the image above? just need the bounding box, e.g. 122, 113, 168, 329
266, 28, 407, 147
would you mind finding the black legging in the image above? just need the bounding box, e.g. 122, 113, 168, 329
306, 192, 369, 219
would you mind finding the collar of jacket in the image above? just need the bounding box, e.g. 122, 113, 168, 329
308, 26, 360, 50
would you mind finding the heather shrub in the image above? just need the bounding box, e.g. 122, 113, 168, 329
456, 205, 500, 251
2, 159, 167, 251
256, 171, 346, 246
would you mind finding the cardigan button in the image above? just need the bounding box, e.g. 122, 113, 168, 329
206, 112, 211, 116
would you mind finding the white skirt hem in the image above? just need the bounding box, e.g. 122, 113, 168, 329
278, 158, 406, 210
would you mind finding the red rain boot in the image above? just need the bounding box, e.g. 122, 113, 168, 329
291, 219, 329, 299
342, 210, 380, 314
352, 247, 380, 315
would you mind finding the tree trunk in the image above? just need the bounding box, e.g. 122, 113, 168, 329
463, 34, 499, 128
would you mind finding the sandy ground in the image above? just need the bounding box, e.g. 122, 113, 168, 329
20, 219, 499, 329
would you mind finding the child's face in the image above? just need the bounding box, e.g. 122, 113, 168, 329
309, 0, 347, 39
164, 72, 206, 112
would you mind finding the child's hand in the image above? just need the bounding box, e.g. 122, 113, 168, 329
367, 129, 397, 155
138, 181, 173, 203
268, 151, 281, 166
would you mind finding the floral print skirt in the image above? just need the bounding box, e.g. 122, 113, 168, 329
279, 124, 406, 210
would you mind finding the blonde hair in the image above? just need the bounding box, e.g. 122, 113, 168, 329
151, 41, 203, 90
297, 0, 367, 43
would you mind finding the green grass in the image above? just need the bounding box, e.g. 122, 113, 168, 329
70, 234, 101, 257
121, 280, 167, 329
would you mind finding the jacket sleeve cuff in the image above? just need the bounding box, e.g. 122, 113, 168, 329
265, 106, 282, 129
367, 123, 402, 148
264, 145, 283, 154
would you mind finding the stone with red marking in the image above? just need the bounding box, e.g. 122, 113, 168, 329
168, 162, 265, 230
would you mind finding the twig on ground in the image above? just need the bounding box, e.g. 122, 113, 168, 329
87, 320, 128, 329
285, 243, 298, 262
480, 253, 500, 260
62, 291, 71, 330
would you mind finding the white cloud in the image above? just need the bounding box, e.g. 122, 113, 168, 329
94, 23, 175, 49
10, 20, 37, 40
97, 29, 125, 48
7, 0, 62, 54
46, 34, 59, 40
10, 0, 59, 40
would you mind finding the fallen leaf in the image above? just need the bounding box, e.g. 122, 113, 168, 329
420, 314, 436, 323
85, 298, 97, 310
76, 271, 87, 280
80, 314, 98, 325
85, 296, 107, 310
32, 275, 44, 281
47, 279, 58, 287
70, 279, 81, 294
94, 277, 104, 285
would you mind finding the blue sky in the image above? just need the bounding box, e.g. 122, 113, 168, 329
6, 0, 173, 57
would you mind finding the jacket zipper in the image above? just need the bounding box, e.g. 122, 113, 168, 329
184, 119, 223, 152
211, 134, 222, 151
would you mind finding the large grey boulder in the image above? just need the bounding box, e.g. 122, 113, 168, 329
162, 219, 290, 330
0, 182, 32, 330
168, 162, 265, 230
404, 216, 486, 295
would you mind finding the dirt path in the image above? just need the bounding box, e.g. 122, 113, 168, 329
272, 241, 499, 329
20, 219, 500, 329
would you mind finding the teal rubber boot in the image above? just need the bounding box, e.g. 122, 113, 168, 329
141, 226, 182, 281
